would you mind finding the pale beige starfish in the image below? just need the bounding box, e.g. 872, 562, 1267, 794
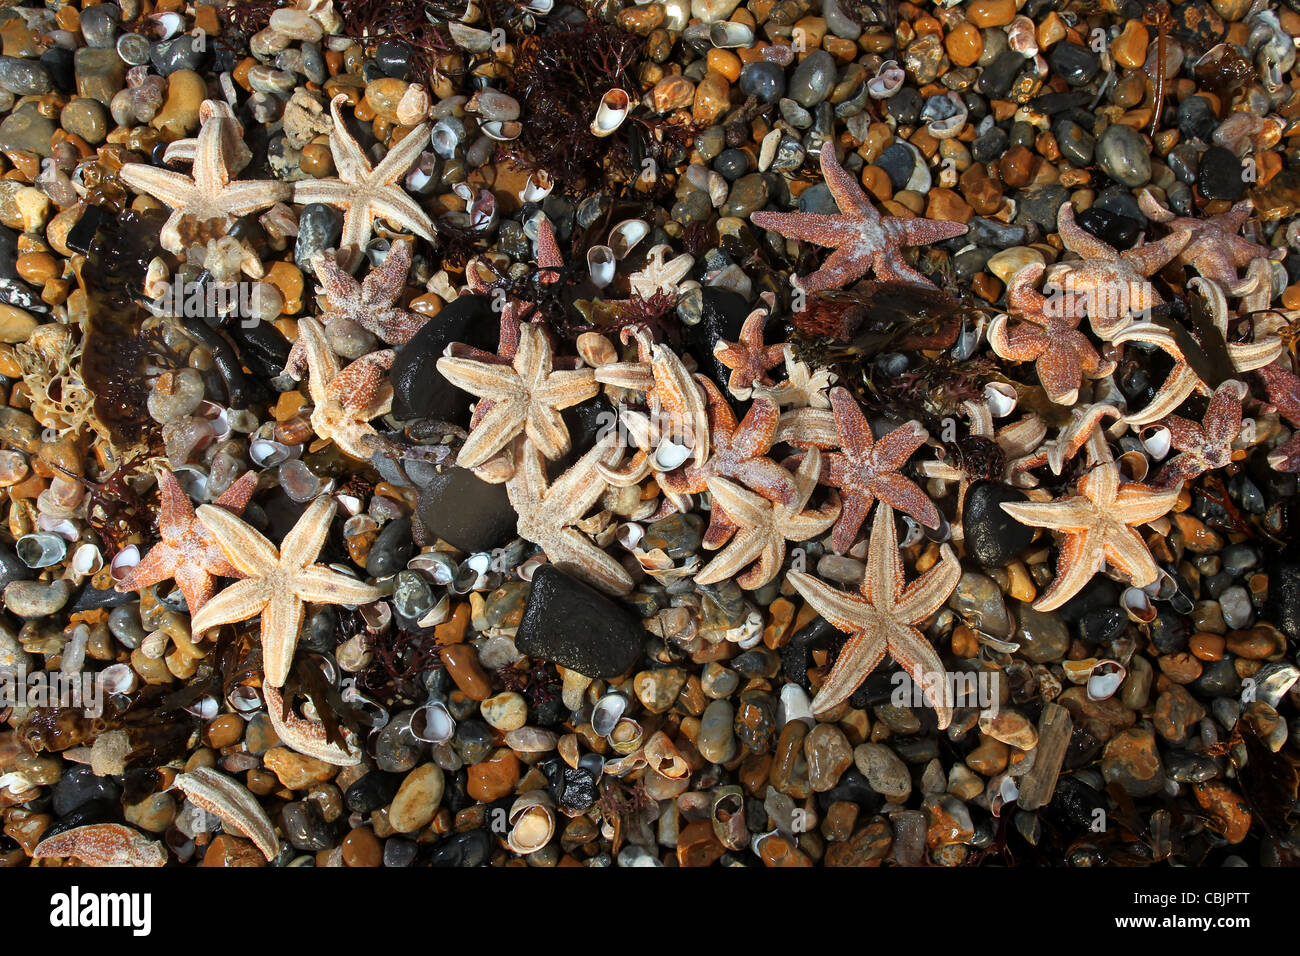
120, 101, 291, 254
505, 433, 633, 596
438, 323, 598, 470
788, 502, 961, 725
292, 93, 435, 269
264, 684, 361, 767
192, 496, 381, 687
753, 345, 835, 409
1111, 276, 1283, 426
627, 244, 695, 299
695, 446, 840, 590
1000, 433, 1181, 612
297, 315, 394, 461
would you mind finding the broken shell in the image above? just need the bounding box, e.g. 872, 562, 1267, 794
653, 438, 692, 471
467, 89, 521, 122
430, 116, 466, 158
590, 89, 630, 137
228, 684, 263, 713
1121, 586, 1157, 624
410, 701, 456, 744
1117, 449, 1149, 483
408, 550, 457, 585
983, 381, 1018, 418
147, 11, 185, 39
925, 92, 969, 139
608, 219, 650, 260
479, 119, 522, 141
1087, 660, 1127, 701
578, 751, 606, 779
250, 438, 299, 468
70, 544, 103, 577
448, 21, 494, 51
643, 731, 690, 778
359, 600, 392, 633
709, 20, 754, 47
1140, 425, 1172, 461
519, 170, 554, 203
867, 60, 905, 98
1061, 658, 1099, 684
416, 593, 451, 628
608, 717, 644, 755
110, 545, 141, 582
518, 554, 549, 582
16, 533, 67, 569
616, 522, 644, 550
587, 245, 617, 288
591, 692, 628, 738
506, 790, 555, 855
99, 663, 137, 696
711, 785, 747, 850
576, 331, 617, 367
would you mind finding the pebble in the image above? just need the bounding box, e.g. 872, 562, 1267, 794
854, 742, 912, 802
1096, 124, 1151, 188
1013, 604, 1070, 663
964, 480, 1034, 567
1101, 725, 1164, 797
387, 763, 445, 833
515, 565, 643, 679
1198, 146, 1247, 201
948, 572, 1012, 638
788, 50, 836, 107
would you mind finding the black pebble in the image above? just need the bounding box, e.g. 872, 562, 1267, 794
1075, 205, 1140, 250
963, 480, 1035, 567
1198, 146, 1247, 202
390, 294, 498, 424
414, 466, 516, 554
515, 564, 644, 679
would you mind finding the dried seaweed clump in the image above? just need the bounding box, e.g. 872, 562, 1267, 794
16, 325, 100, 439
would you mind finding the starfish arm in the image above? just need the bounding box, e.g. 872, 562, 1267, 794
798, 243, 875, 293
337, 203, 376, 259
436, 357, 524, 401
734, 536, 787, 591
292, 565, 382, 605
703, 476, 770, 528
189, 577, 269, 633
819, 146, 874, 217
788, 570, 872, 633
316, 253, 363, 308
1153, 452, 1207, 488
360, 240, 412, 307
327, 351, 395, 411
1057, 203, 1120, 260
872, 420, 929, 470
1033, 530, 1101, 611
1204, 380, 1247, 445
776, 407, 839, 449
701, 506, 739, 549
1037, 340, 1085, 406
1227, 338, 1285, 373
280, 497, 338, 569
862, 502, 905, 611
870, 472, 940, 529
522, 404, 570, 461
594, 361, 654, 392
1112, 482, 1182, 525
695, 527, 767, 586
171, 563, 217, 619
1121, 228, 1192, 276
118, 165, 198, 210
730, 398, 781, 458
154, 469, 197, 532
748, 211, 863, 248
195, 506, 279, 576
213, 470, 260, 513
894, 544, 962, 623
999, 496, 1096, 533
830, 492, 871, 555
882, 216, 968, 246
259, 592, 306, 688
725, 456, 796, 505
371, 123, 433, 185
540, 434, 622, 519
326, 94, 374, 181
217, 180, 293, 217
1164, 414, 1207, 452
987, 315, 1046, 362
533, 369, 599, 409
996, 414, 1048, 459
116, 545, 179, 594
546, 529, 634, 596
297, 317, 342, 405
828, 387, 874, 458
887, 625, 954, 729
1137, 188, 1175, 223
810, 628, 888, 715
369, 192, 437, 243
873, 251, 940, 289
1122, 365, 1200, 427
291, 178, 349, 207
456, 398, 527, 468
1103, 526, 1161, 588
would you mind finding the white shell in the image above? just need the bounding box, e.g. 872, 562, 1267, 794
1086, 660, 1127, 701
653, 438, 691, 471
709, 21, 754, 47
110, 545, 141, 582
1121, 586, 1157, 624
984, 381, 1018, 418
99, 663, 138, 696
590, 89, 630, 137
608, 219, 649, 260
479, 119, 522, 141
587, 245, 617, 288
867, 61, 905, 99
71, 543, 103, 577
591, 693, 628, 738
1140, 425, 1172, 461
519, 171, 554, 203
506, 790, 555, 855
410, 701, 456, 744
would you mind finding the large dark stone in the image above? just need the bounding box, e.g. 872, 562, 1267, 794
1272, 562, 1300, 642
686, 287, 749, 392
515, 564, 643, 678
963, 480, 1034, 567
414, 466, 516, 554
391, 295, 499, 424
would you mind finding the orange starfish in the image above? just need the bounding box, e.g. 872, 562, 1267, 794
1152, 379, 1247, 487
116, 469, 259, 616
712, 302, 786, 399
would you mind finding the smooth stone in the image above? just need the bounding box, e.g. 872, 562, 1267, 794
738, 60, 784, 103
149, 35, 205, 76
886, 87, 922, 126
1047, 42, 1100, 86
964, 480, 1034, 566
0, 56, 52, 95
1198, 145, 1247, 201
1271, 563, 1300, 641
390, 294, 498, 424
685, 286, 748, 389
721, 173, 768, 219
414, 467, 516, 555
698, 699, 736, 764
1096, 124, 1151, 187
854, 742, 911, 802
428, 828, 491, 867
514, 564, 643, 679
365, 517, 413, 578
1054, 118, 1095, 167
1101, 726, 1164, 797
875, 142, 917, 192
79, 4, 122, 47
388, 763, 445, 833
948, 572, 1012, 638
294, 203, 343, 272
1013, 603, 1071, 662
282, 800, 334, 851
73, 47, 125, 105
0, 102, 55, 157
1177, 95, 1217, 144
1076, 205, 1140, 249
788, 50, 836, 107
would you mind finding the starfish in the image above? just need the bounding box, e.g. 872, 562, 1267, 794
627, 244, 695, 300
292, 93, 435, 270
785, 386, 939, 553
1152, 379, 1247, 487
788, 502, 961, 724
1011, 401, 1120, 478
695, 446, 840, 590
286, 241, 424, 374
1047, 202, 1192, 339
264, 683, 361, 767
987, 262, 1115, 406
505, 433, 633, 596
750, 146, 967, 294
658, 378, 795, 547
119, 102, 291, 254
192, 495, 382, 687
595, 329, 711, 496
437, 323, 598, 469
1138, 190, 1283, 291
117, 469, 260, 616
713, 301, 787, 400
296, 316, 394, 461
1000, 435, 1182, 612
1110, 276, 1283, 426
753, 344, 835, 410
1258, 360, 1300, 472
163, 99, 252, 173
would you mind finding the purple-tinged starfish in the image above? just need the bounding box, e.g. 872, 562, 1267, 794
1152, 380, 1247, 488
1138, 190, 1283, 292
750, 147, 967, 294
1047, 203, 1191, 339
713, 301, 786, 399
1258, 360, 1300, 472
986, 262, 1115, 406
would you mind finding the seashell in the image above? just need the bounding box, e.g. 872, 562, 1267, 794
587, 245, 617, 288
99, 663, 138, 696
608, 219, 649, 260
608, 717, 644, 755
506, 790, 555, 855
405, 152, 439, 194
479, 119, 521, 142
1140, 424, 1172, 461
578, 751, 605, 779
990, 774, 1019, 817
110, 545, 141, 582
517, 554, 549, 582
1251, 661, 1300, 708
709, 20, 754, 48
430, 117, 466, 158
616, 522, 644, 551
16, 533, 67, 569
147, 11, 185, 39
984, 381, 1018, 417
71, 543, 103, 577
643, 731, 690, 778
1121, 586, 1157, 624
867, 60, 905, 98
924, 92, 969, 139
653, 438, 692, 471
590, 693, 628, 738
519, 170, 553, 203
408, 550, 458, 585
36, 515, 80, 541
228, 684, 262, 713
249, 438, 298, 468
590, 89, 631, 137
1086, 660, 1126, 701
469, 189, 497, 231
522, 0, 553, 12
504, 727, 558, 753
711, 785, 747, 850
410, 701, 456, 744
416, 593, 451, 628
778, 683, 814, 725
1006, 15, 1038, 55
184, 696, 220, 720
576, 331, 617, 368
1117, 449, 1148, 483
448, 21, 494, 51
1061, 658, 1098, 684
467, 89, 520, 122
